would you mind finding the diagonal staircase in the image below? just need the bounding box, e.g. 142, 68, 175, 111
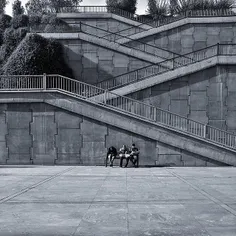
94, 44, 236, 96
0, 74, 235, 166
115, 8, 236, 44
34, 22, 183, 63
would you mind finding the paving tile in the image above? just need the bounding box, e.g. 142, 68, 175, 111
0, 166, 235, 236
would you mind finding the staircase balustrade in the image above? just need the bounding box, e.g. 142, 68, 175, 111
0, 73, 235, 149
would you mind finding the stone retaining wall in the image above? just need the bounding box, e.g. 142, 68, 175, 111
131, 23, 236, 54
0, 102, 226, 166
61, 39, 151, 83
128, 65, 236, 134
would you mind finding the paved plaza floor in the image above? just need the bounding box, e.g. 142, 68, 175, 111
0, 166, 235, 236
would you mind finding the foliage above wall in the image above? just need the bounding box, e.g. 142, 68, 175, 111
0, 0, 74, 77
12, 0, 25, 16
25, 0, 83, 15
147, 0, 235, 18
106, 0, 138, 14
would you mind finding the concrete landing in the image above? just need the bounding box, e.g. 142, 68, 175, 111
0, 166, 235, 236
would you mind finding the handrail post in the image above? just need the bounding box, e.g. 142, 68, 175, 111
217, 43, 220, 56
43, 73, 46, 91
153, 107, 157, 122
203, 124, 207, 138
104, 89, 107, 104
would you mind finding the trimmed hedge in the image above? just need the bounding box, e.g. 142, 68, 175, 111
0, 27, 28, 63
0, 14, 12, 45
2, 34, 74, 78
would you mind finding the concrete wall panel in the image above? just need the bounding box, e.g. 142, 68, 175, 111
0, 99, 232, 166
128, 65, 236, 133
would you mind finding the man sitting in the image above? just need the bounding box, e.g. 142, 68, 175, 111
119, 145, 130, 168
107, 146, 117, 167
129, 143, 139, 167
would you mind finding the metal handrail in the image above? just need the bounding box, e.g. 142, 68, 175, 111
0, 73, 235, 149
78, 22, 182, 60
109, 8, 236, 41
100, 19, 154, 39
56, 6, 236, 37
95, 44, 236, 90
56, 6, 156, 25
29, 21, 182, 61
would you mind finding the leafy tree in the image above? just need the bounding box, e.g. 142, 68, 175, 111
25, 0, 82, 15
12, 0, 25, 16
118, 0, 137, 14
170, 0, 179, 14
0, 0, 8, 14
1, 34, 74, 78
172, 0, 234, 13
147, 0, 169, 18
106, 0, 137, 14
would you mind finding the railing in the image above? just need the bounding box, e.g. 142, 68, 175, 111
78, 22, 180, 60
101, 19, 154, 38
56, 6, 236, 39
0, 75, 44, 90
56, 6, 156, 26
95, 44, 236, 90
101, 23, 148, 38
0, 74, 235, 150
29, 22, 181, 61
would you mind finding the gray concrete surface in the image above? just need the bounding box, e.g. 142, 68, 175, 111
0, 166, 235, 236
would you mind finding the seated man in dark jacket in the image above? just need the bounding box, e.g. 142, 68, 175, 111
119, 145, 130, 168
129, 143, 139, 167
107, 146, 117, 167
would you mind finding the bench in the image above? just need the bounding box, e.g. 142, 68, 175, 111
105, 152, 139, 168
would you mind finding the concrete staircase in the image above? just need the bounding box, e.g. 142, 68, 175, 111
0, 75, 235, 166
37, 22, 181, 64
94, 44, 236, 97
116, 10, 236, 44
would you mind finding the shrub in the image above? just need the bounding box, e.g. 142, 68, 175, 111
0, 27, 28, 62
11, 14, 29, 29
106, 0, 138, 14
28, 14, 41, 26
38, 14, 71, 33
172, 0, 234, 13
40, 14, 56, 24
213, 0, 234, 9
2, 34, 74, 78
118, 0, 137, 14
147, 0, 169, 18
44, 18, 71, 32
0, 14, 12, 30
0, 14, 12, 45
12, 0, 25, 16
